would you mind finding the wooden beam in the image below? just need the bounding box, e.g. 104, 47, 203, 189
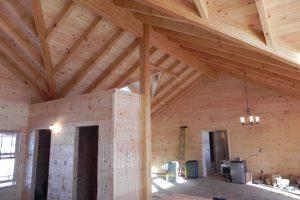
0, 1, 37, 38
155, 66, 188, 96
152, 69, 198, 108
151, 64, 179, 78
136, 11, 218, 41
0, 17, 42, 68
110, 47, 157, 89
32, 0, 57, 98
0, 40, 48, 91
153, 54, 169, 68
151, 72, 162, 97
119, 70, 158, 88
150, 29, 216, 79
191, 50, 300, 90
140, 23, 151, 200
210, 61, 300, 97
113, 0, 174, 20
59, 29, 125, 97
110, 60, 140, 89
255, 0, 274, 47
54, 16, 103, 73
141, 0, 300, 69
0, 51, 49, 100
46, 1, 76, 40
75, 0, 217, 79
166, 60, 180, 73
138, 15, 297, 70
149, 54, 179, 78
193, 0, 208, 20
156, 27, 294, 70
83, 39, 139, 94
152, 75, 206, 116
176, 39, 300, 82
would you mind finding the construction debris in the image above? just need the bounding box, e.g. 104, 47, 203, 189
254, 172, 300, 195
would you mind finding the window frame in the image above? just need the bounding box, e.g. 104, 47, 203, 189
0, 131, 21, 189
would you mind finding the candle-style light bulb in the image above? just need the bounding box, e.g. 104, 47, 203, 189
240, 117, 245, 124
255, 116, 260, 123
249, 116, 254, 123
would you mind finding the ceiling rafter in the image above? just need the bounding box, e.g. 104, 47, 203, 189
54, 16, 103, 74
150, 29, 215, 78
113, 0, 174, 20
46, 1, 76, 40
165, 60, 180, 74
58, 28, 126, 98
33, 0, 57, 98
135, 13, 235, 46
0, 51, 49, 100
209, 60, 300, 97
109, 46, 157, 89
83, 39, 139, 94
141, 0, 300, 70
190, 49, 300, 91
113, 47, 185, 90
0, 40, 48, 90
176, 39, 300, 82
156, 27, 296, 70
152, 69, 198, 108
151, 64, 179, 78
152, 59, 183, 96
149, 54, 179, 78
0, 17, 42, 68
152, 75, 207, 116
255, 0, 274, 47
154, 66, 188, 97
0, 1, 37, 39
151, 72, 162, 97
75, 0, 217, 79
193, 0, 209, 20
110, 59, 140, 89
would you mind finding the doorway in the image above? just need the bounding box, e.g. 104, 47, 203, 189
76, 126, 98, 200
34, 129, 51, 200
202, 130, 229, 177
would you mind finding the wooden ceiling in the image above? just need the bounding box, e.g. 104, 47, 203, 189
0, 0, 299, 115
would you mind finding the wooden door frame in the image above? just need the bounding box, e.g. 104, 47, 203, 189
201, 129, 231, 177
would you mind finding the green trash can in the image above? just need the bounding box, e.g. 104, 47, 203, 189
186, 160, 199, 179
166, 161, 178, 182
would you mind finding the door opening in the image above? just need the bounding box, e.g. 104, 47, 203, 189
202, 130, 229, 177
34, 129, 51, 200
76, 126, 98, 200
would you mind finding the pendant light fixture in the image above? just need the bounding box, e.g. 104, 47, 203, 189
240, 72, 260, 125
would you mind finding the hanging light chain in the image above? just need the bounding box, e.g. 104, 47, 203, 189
243, 72, 250, 115
240, 72, 260, 125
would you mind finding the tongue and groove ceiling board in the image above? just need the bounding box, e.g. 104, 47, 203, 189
0, 0, 299, 112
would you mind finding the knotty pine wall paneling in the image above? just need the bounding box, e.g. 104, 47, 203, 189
152, 75, 300, 177
25, 89, 141, 200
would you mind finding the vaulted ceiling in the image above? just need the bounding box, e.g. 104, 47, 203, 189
0, 0, 299, 116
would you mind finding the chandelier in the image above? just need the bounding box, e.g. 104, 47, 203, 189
240, 72, 260, 125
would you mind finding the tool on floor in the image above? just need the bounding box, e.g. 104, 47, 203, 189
177, 126, 189, 177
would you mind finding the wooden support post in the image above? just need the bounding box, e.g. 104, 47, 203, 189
140, 23, 152, 200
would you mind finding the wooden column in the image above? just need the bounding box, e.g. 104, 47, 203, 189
140, 23, 152, 200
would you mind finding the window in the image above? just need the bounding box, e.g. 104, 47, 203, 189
0, 132, 19, 188
120, 86, 132, 93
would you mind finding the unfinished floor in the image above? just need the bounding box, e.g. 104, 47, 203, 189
152, 177, 298, 200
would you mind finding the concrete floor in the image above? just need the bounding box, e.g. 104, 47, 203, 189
152, 176, 299, 200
